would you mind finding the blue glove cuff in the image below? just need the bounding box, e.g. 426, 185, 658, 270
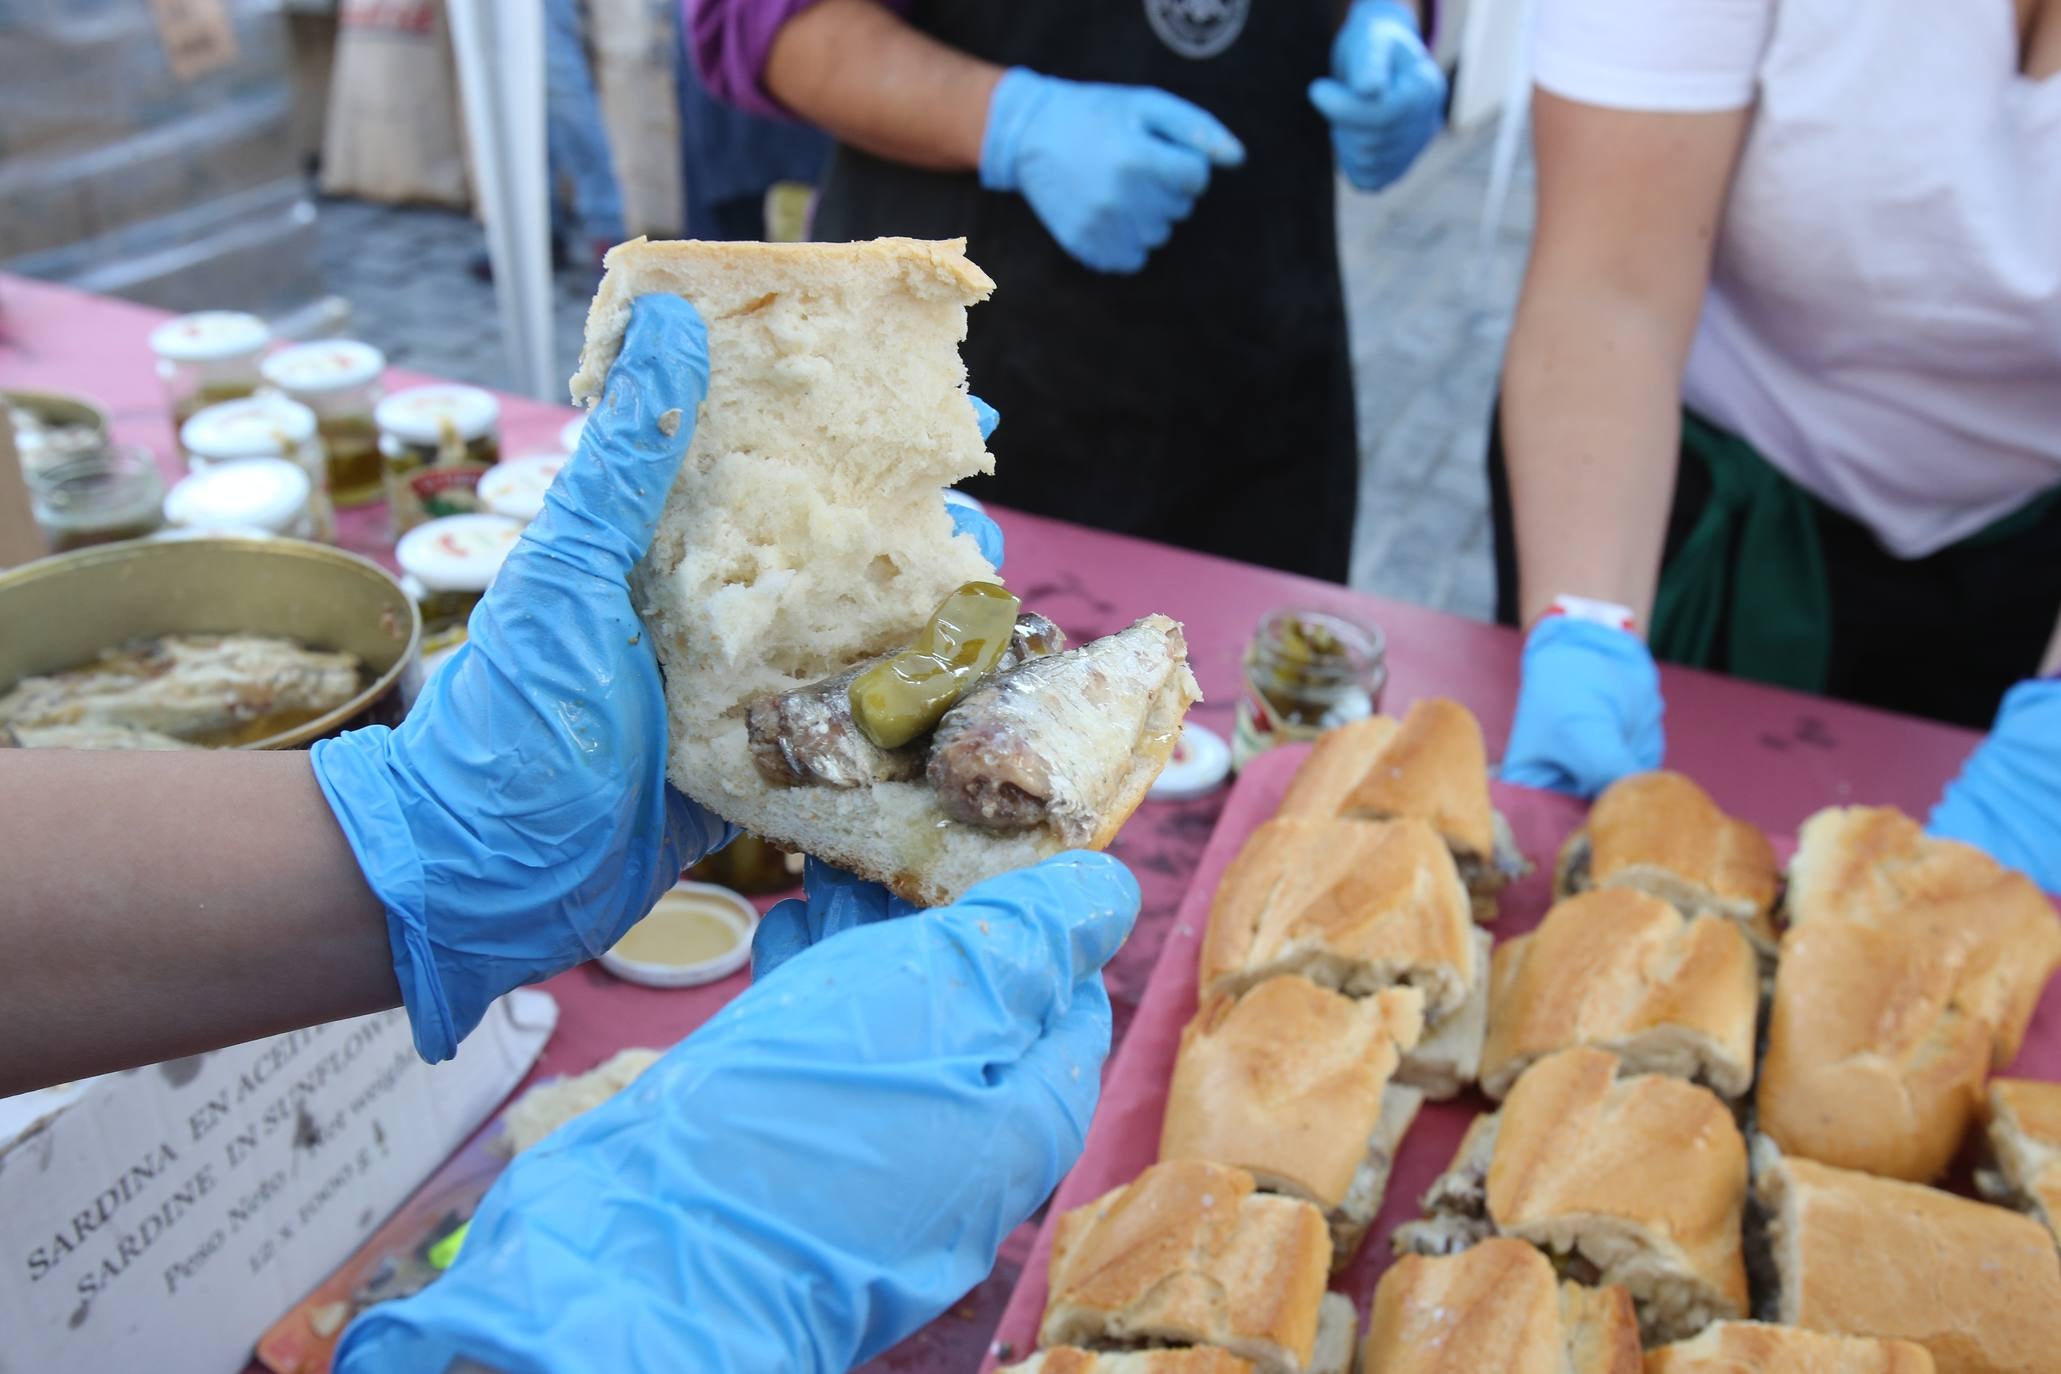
1353, 0, 1423, 34
979, 68, 1054, 194
310, 729, 460, 1063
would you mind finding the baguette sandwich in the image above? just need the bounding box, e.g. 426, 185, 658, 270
1199, 816, 1492, 1098
572, 238, 1198, 905
1002, 1352, 1256, 1374
1160, 979, 1425, 1264
1754, 1146, 2061, 1374
1276, 698, 1527, 919
1040, 1160, 1356, 1374
1362, 1239, 1642, 1374
1758, 807, 2061, 1182
1480, 889, 1758, 1101
1395, 1047, 1748, 1345
1646, 1323, 1936, 1374
1554, 772, 1779, 955
1976, 1078, 2061, 1249
1783, 806, 2061, 1067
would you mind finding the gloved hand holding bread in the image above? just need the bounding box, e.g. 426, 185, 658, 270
568, 237, 1200, 907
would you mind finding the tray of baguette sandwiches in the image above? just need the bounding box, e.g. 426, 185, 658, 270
983, 699, 2061, 1374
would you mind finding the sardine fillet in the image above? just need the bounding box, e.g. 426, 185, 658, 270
0, 635, 361, 739
929, 615, 1201, 846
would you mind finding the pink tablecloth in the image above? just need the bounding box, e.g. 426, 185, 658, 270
0, 273, 1993, 1373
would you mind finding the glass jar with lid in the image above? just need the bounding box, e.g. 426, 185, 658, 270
163, 458, 316, 540
149, 311, 270, 430
376, 384, 502, 538
396, 512, 524, 677
26, 443, 166, 553
260, 340, 386, 509
1230, 607, 1388, 771
478, 453, 564, 525
180, 395, 335, 542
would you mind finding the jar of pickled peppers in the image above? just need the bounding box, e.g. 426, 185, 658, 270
261, 339, 386, 509
376, 384, 501, 537
149, 311, 269, 432
1230, 608, 1388, 771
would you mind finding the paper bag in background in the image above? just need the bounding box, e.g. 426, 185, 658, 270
319, 0, 473, 209
588, 0, 683, 239
0, 991, 556, 1374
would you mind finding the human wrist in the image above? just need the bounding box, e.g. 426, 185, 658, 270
979, 66, 1054, 193
1353, 0, 1422, 33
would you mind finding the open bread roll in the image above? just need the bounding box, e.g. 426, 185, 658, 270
574, 238, 1197, 904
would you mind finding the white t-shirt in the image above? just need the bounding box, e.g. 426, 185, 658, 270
1534, 0, 2061, 558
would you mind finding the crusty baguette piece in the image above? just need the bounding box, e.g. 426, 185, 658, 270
1395, 1048, 1748, 1346
1198, 816, 1487, 1097
1784, 806, 2061, 1065
1275, 700, 1525, 919
1646, 1322, 1936, 1374
1757, 916, 1990, 1183
1554, 772, 1778, 954
1757, 1148, 2061, 1374
573, 237, 1196, 904
1481, 890, 1758, 1101
1978, 1078, 2061, 1248
1160, 980, 1425, 1264
1363, 1239, 1642, 1374
1001, 1351, 1257, 1374
1041, 1161, 1350, 1374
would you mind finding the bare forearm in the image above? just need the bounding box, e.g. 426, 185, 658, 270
0, 750, 396, 1096
764, 0, 999, 170
1501, 287, 1686, 628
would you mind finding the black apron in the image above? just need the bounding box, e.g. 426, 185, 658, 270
811, 0, 1357, 582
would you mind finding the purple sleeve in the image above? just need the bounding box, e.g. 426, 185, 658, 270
689, 0, 916, 118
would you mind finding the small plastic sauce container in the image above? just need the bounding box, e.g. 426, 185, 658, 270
1231, 608, 1388, 772
396, 512, 524, 676
261, 340, 386, 509
601, 883, 759, 988
376, 384, 502, 537
27, 444, 166, 552
163, 458, 315, 540
557, 415, 585, 453
180, 395, 334, 542
149, 311, 270, 430
478, 453, 563, 524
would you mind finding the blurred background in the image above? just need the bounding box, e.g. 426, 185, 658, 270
0, 0, 1532, 620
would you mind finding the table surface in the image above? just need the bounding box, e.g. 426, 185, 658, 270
0, 273, 1988, 1372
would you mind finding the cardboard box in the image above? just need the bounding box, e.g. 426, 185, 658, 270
0, 990, 556, 1374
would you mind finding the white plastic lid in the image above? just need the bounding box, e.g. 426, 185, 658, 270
1148, 722, 1232, 802
396, 513, 523, 593
261, 339, 385, 393
376, 384, 500, 445
478, 454, 563, 523
557, 415, 586, 452
148, 311, 270, 363
941, 488, 987, 515
164, 459, 312, 535
180, 394, 319, 460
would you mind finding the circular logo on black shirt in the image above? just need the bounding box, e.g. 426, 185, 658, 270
1143, 0, 1248, 59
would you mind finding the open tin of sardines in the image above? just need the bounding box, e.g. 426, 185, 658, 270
0, 536, 421, 751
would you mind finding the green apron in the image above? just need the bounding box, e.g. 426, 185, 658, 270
1650, 412, 2061, 693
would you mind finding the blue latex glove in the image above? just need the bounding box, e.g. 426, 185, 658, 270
753, 856, 918, 979
1928, 678, 2061, 893
311, 297, 731, 1063
333, 852, 1141, 1374
980, 66, 1245, 274
946, 393, 1003, 565
1308, 0, 1446, 193
1501, 616, 1666, 798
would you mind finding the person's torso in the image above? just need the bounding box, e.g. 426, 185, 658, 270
811, 0, 1360, 579
1683, 0, 2061, 556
